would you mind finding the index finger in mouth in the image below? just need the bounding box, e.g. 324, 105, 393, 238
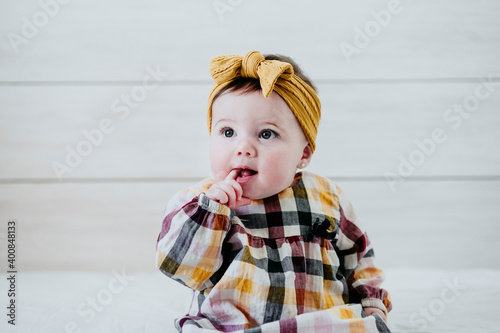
226, 169, 239, 180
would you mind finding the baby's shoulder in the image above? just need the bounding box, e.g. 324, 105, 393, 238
300, 171, 343, 196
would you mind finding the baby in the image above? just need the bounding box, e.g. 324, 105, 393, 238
156, 51, 392, 332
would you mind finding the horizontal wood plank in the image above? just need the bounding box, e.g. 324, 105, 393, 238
0, 0, 499, 81
0, 180, 498, 272
1, 82, 499, 179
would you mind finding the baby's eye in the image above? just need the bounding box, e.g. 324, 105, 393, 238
259, 129, 278, 140
221, 128, 235, 138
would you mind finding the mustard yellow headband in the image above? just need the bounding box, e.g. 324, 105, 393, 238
207, 50, 321, 152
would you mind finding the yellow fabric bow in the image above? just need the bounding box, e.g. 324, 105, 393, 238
207, 50, 321, 152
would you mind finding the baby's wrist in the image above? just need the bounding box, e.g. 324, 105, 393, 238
198, 193, 232, 216
364, 307, 387, 322
361, 298, 387, 316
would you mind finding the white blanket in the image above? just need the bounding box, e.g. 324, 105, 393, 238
1, 268, 499, 333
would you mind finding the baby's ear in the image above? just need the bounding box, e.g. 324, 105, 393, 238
297, 145, 313, 169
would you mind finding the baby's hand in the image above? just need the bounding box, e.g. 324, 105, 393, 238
206, 170, 252, 210
364, 307, 387, 323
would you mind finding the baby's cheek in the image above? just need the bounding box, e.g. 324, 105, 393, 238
209, 138, 228, 180
213, 160, 232, 181
210, 157, 227, 182
266, 158, 293, 184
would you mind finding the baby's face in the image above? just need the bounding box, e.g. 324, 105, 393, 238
210, 90, 312, 200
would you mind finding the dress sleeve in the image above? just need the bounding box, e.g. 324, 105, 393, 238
333, 188, 392, 315
156, 189, 233, 291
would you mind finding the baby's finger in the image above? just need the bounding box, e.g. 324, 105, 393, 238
218, 190, 229, 205
225, 179, 244, 201
217, 182, 237, 205
206, 184, 229, 204
236, 196, 252, 208
226, 169, 239, 181
222, 181, 250, 209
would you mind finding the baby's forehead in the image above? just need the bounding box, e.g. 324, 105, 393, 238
212, 90, 296, 118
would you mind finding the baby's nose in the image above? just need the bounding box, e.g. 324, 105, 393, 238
236, 140, 256, 157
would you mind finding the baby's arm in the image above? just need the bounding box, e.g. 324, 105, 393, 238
156, 170, 250, 291
335, 189, 392, 319
156, 189, 233, 291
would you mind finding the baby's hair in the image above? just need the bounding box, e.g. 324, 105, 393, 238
213, 54, 317, 100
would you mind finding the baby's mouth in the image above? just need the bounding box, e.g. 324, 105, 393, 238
238, 169, 257, 177
236, 168, 258, 183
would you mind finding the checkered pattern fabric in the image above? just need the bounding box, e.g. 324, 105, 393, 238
157, 171, 392, 332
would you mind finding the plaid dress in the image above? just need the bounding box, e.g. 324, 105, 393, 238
157, 171, 392, 332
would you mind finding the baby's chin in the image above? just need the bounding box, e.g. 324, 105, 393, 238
241, 183, 293, 201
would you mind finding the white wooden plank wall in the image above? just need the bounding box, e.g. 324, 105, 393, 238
0, 0, 499, 272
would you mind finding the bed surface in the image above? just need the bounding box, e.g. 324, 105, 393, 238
2, 268, 499, 333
